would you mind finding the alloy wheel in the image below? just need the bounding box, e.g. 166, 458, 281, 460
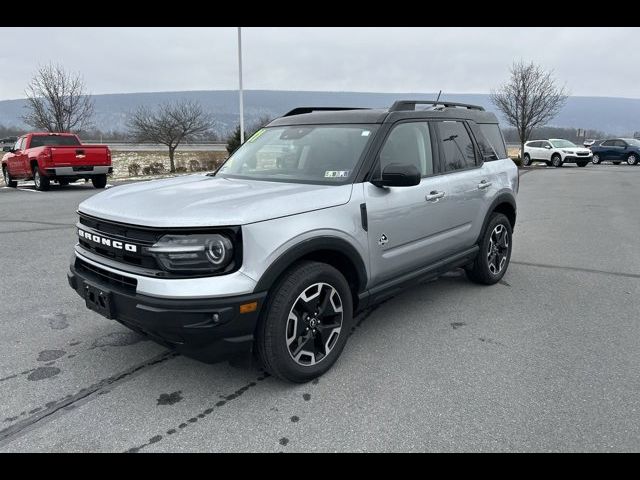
628, 155, 638, 166
286, 282, 343, 367
487, 224, 509, 275
592, 154, 600, 164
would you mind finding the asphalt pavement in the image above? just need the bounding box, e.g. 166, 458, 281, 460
0, 164, 638, 452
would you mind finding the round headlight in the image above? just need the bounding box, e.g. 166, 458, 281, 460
205, 235, 233, 265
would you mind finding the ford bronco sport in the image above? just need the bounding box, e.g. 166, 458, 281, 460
67, 101, 518, 383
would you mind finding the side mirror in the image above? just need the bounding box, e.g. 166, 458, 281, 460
372, 164, 421, 188
544, 145, 551, 149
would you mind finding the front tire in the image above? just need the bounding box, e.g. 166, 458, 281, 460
33, 167, 50, 191
551, 154, 563, 168
523, 154, 532, 166
91, 174, 107, 188
627, 154, 638, 166
256, 261, 353, 383
592, 154, 601, 164
3, 166, 17, 188
465, 213, 513, 285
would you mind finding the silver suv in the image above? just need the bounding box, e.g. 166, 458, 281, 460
67, 101, 518, 383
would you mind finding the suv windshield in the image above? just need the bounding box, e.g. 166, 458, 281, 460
29, 135, 81, 148
550, 139, 577, 148
216, 124, 377, 184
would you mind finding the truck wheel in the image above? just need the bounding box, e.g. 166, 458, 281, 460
465, 213, 513, 285
523, 154, 532, 166
2, 166, 17, 188
592, 154, 601, 164
551, 154, 563, 168
91, 174, 107, 189
33, 167, 50, 191
577, 162, 588, 167
256, 261, 353, 383
626, 154, 638, 166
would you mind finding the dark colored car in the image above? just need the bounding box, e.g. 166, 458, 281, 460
590, 138, 640, 165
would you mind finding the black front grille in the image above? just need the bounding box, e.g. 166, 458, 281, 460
75, 258, 138, 292
577, 152, 589, 156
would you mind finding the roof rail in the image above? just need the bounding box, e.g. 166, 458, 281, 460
389, 100, 485, 112
283, 107, 370, 117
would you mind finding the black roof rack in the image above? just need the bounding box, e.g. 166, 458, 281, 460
389, 100, 485, 112
283, 107, 371, 117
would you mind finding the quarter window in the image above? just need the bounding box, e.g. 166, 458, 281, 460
436, 121, 476, 172
379, 122, 434, 177
478, 123, 507, 159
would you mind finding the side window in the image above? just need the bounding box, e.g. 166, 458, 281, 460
379, 122, 433, 177
614, 139, 626, 147
436, 121, 476, 172
532, 141, 542, 148
478, 123, 507, 159
601, 140, 614, 147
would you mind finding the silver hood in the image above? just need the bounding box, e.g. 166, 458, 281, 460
78, 174, 354, 227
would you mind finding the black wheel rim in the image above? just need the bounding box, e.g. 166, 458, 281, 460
286, 282, 343, 367
487, 224, 509, 275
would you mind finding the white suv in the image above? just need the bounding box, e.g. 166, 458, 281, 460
523, 139, 592, 168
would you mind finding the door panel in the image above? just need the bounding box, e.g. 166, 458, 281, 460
364, 176, 453, 286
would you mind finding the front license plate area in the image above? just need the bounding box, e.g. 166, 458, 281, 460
84, 282, 114, 319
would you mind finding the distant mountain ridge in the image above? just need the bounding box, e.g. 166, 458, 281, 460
1, 90, 638, 135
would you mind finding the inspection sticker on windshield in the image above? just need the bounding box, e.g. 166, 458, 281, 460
325, 170, 350, 178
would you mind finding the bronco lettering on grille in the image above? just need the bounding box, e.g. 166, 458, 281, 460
78, 229, 138, 253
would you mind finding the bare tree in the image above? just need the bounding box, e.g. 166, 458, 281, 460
23, 63, 94, 132
128, 101, 214, 172
490, 61, 568, 160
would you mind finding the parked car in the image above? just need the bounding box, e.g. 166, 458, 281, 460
590, 138, 640, 165
523, 139, 592, 167
1, 133, 112, 190
67, 100, 518, 383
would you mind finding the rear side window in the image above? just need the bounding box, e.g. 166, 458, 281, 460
613, 140, 627, 147
478, 123, 508, 159
29, 135, 81, 148
436, 121, 476, 172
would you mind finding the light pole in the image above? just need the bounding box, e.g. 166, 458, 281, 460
237, 27, 245, 144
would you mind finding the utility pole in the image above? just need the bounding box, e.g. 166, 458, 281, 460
237, 27, 245, 144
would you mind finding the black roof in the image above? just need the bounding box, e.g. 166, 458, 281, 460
268, 101, 500, 127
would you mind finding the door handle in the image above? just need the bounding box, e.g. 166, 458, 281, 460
478, 180, 492, 190
425, 191, 445, 202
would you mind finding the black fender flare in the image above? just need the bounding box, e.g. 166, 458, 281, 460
475, 192, 517, 244
253, 236, 368, 294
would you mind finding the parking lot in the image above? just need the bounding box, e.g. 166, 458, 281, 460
0, 164, 639, 452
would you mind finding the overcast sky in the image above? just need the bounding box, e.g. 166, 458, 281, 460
0, 27, 638, 101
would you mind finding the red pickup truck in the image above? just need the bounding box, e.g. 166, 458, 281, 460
2, 133, 112, 190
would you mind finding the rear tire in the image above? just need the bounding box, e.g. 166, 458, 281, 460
551, 154, 563, 168
523, 154, 532, 166
626, 154, 638, 166
256, 261, 353, 383
577, 162, 588, 167
91, 174, 107, 189
33, 167, 50, 191
465, 213, 513, 285
2, 166, 17, 188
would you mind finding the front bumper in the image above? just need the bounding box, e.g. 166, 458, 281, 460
68, 258, 267, 363
563, 155, 592, 163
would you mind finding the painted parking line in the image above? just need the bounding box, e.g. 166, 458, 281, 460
17, 188, 40, 193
